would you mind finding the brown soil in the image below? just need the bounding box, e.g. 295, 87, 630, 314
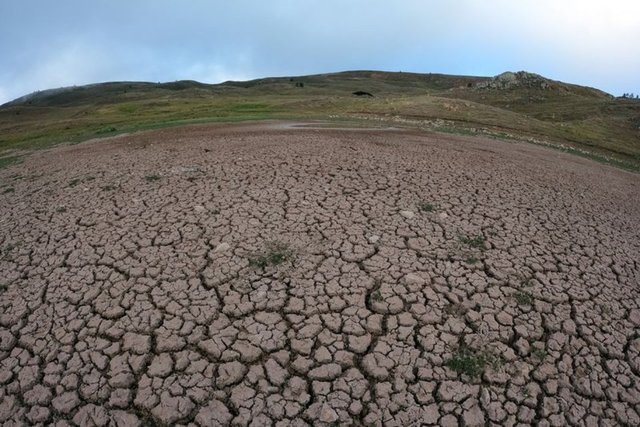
1, 122, 639, 426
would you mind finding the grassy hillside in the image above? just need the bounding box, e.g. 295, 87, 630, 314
1, 70, 638, 170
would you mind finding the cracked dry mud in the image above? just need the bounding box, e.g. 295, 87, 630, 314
1, 123, 639, 426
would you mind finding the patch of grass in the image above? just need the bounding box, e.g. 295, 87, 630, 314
2, 187, 15, 194
0, 156, 21, 170
445, 343, 500, 379
444, 302, 467, 317
371, 289, 383, 302
249, 242, 294, 269
465, 256, 479, 264
514, 291, 534, 306
3, 72, 639, 171
96, 126, 118, 134
460, 234, 486, 249
145, 175, 161, 182
101, 184, 118, 191
68, 178, 81, 187
530, 345, 547, 360
417, 201, 434, 212
56, 207, 67, 213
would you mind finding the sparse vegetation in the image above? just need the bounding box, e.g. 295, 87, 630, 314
371, 289, 383, 302
3, 187, 15, 194
96, 126, 118, 134
56, 207, 67, 213
465, 256, 478, 264
445, 343, 501, 379
0, 156, 20, 170
249, 242, 294, 269
68, 178, 81, 187
101, 184, 118, 191
514, 291, 534, 306
530, 344, 547, 360
145, 175, 161, 182
1, 72, 638, 172
417, 201, 434, 212
460, 234, 486, 249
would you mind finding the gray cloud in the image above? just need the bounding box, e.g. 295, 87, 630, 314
1, 0, 638, 104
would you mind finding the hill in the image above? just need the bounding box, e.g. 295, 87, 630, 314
1, 70, 638, 170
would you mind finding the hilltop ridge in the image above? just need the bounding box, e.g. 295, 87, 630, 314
1, 70, 638, 170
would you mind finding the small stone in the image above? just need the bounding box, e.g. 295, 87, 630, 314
319, 404, 339, 423
400, 210, 415, 219
368, 235, 380, 244
213, 242, 231, 253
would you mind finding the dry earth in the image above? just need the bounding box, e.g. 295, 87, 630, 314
1, 123, 639, 426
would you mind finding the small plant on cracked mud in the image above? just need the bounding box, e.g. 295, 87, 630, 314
460, 234, 486, 249
445, 343, 501, 379
249, 242, 294, 269
514, 291, 534, 306
417, 201, 434, 212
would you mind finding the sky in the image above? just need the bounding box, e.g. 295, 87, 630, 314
0, 0, 639, 104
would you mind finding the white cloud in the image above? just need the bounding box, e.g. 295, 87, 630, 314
0, 0, 638, 99
182, 55, 256, 84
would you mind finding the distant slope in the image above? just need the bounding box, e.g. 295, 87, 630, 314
1, 70, 638, 170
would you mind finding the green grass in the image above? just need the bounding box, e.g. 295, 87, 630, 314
96, 126, 118, 135
514, 291, 534, 306
1, 71, 638, 171
2, 187, 14, 194
445, 343, 501, 379
145, 175, 161, 182
249, 242, 294, 269
530, 344, 547, 360
417, 201, 434, 212
68, 178, 81, 187
0, 156, 21, 170
371, 289, 383, 302
460, 234, 486, 249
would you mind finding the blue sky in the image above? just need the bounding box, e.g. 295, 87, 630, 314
1, 1, 638, 104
